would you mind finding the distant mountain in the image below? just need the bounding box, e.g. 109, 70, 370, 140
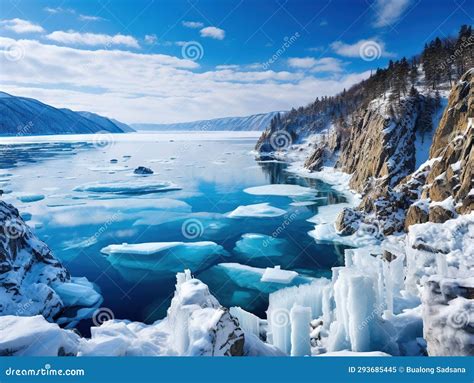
132, 111, 283, 132
0, 92, 133, 136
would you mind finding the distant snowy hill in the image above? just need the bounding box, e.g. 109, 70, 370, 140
0, 92, 133, 136
132, 111, 283, 131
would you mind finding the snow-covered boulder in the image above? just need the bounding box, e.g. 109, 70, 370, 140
0, 201, 68, 319
0, 201, 102, 324
422, 276, 474, 356
0, 315, 79, 356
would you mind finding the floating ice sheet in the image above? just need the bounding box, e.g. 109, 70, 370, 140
228, 203, 286, 218
244, 184, 316, 197
74, 180, 181, 195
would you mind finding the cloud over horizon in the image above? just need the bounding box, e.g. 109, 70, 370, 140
0, 36, 369, 124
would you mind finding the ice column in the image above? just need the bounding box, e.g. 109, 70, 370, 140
230, 306, 260, 337
290, 304, 312, 356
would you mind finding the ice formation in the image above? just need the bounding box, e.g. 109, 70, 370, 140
0, 270, 283, 357
261, 266, 298, 284
233, 233, 287, 258
244, 184, 315, 197
101, 241, 228, 275
227, 203, 286, 218
74, 179, 181, 195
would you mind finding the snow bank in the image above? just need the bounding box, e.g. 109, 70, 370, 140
0, 316, 79, 356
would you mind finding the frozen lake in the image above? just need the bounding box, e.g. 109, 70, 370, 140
0, 131, 348, 330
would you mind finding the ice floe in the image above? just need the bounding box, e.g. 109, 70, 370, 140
74, 180, 181, 195
233, 233, 288, 258
228, 203, 286, 218
101, 241, 228, 275
244, 184, 316, 197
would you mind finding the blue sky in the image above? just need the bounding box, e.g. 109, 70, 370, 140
0, 0, 472, 123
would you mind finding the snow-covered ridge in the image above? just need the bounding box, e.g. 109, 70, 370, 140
0, 201, 101, 327
132, 111, 282, 132
0, 91, 133, 136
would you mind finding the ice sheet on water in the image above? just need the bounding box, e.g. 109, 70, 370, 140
206, 263, 313, 294
101, 241, 228, 275
74, 179, 181, 195
16, 193, 45, 203
244, 184, 316, 197
261, 266, 298, 283
52, 277, 102, 308
233, 233, 287, 258
227, 203, 286, 218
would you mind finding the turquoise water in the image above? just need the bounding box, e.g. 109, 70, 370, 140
0, 132, 347, 329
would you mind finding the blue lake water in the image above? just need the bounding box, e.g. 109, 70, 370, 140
0, 132, 348, 331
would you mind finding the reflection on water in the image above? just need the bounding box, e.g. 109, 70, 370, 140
0, 133, 350, 330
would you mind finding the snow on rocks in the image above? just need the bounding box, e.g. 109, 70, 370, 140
0, 315, 79, 356
227, 203, 286, 218
0, 201, 101, 323
422, 276, 474, 356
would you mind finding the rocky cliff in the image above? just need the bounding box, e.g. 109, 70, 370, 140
0, 200, 102, 326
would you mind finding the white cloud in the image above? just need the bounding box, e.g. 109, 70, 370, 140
0, 37, 370, 124
288, 57, 318, 69
44, 7, 75, 14
288, 57, 345, 72
144, 34, 158, 45
182, 21, 204, 29
331, 38, 395, 59
78, 14, 106, 22
373, 0, 411, 27
1, 18, 44, 34
45, 31, 140, 48
200, 26, 225, 40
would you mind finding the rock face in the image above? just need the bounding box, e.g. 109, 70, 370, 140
422, 276, 474, 356
334, 208, 361, 235
0, 201, 69, 320
422, 69, 473, 215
